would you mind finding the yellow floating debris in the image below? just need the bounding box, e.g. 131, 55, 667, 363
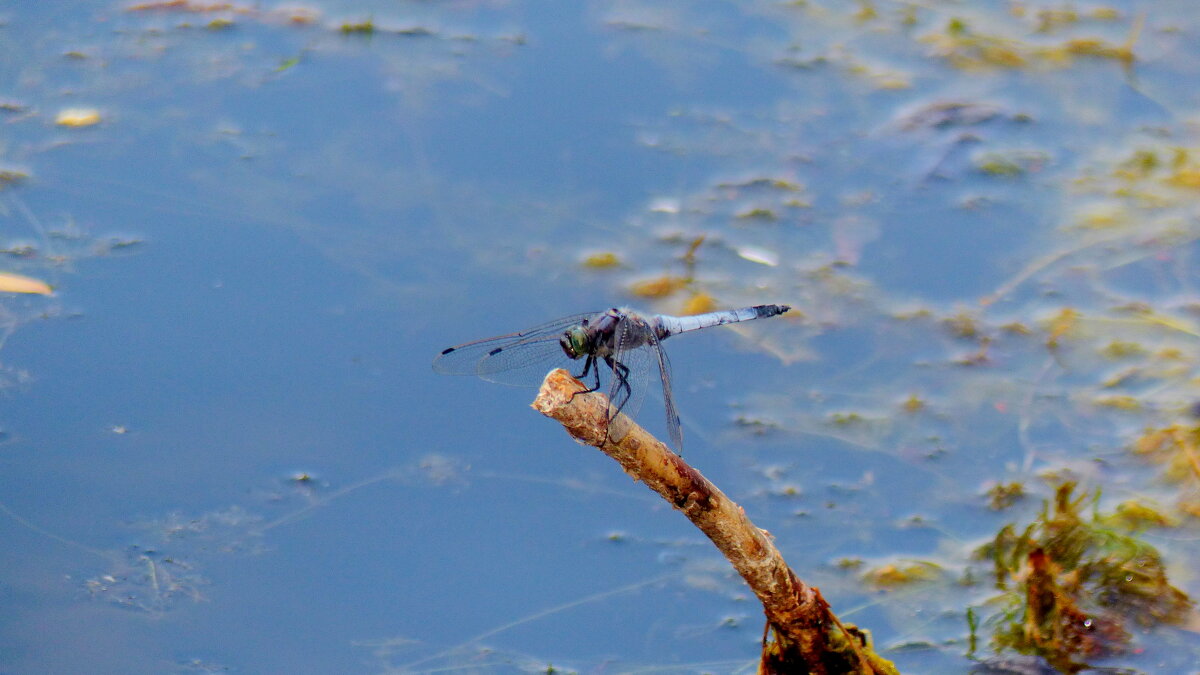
901, 394, 924, 413
1094, 395, 1140, 411
862, 561, 942, 587
282, 8, 320, 25
55, 108, 102, 127
985, 482, 1026, 510
1044, 307, 1079, 348
0, 169, 28, 187
1106, 500, 1178, 529
682, 293, 716, 316
581, 252, 620, 269
736, 207, 778, 220
629, 275, 686, 298
1100, 340, 1145, 359
340, 19, 375, 35
0, 272, 52, 295
944, 310, 980, 339
1167, 168, 1200, 190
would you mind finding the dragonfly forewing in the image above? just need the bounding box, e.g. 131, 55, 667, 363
432, 312, 596, 386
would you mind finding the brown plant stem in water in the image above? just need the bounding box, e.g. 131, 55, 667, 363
532, 369, 896, 675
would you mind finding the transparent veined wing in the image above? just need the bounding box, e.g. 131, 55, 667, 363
604, 314, 654, 443
645, 322, 682, 453
432, 312, 599, 387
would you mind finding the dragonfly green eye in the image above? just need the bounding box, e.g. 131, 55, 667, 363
559, 326, 589, 359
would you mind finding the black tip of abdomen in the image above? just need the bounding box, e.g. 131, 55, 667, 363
755, 304, 790, 317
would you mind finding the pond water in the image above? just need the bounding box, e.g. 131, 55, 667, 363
3, 1, 1200, 673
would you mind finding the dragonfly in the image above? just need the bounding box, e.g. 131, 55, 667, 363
433, 304, 790, 453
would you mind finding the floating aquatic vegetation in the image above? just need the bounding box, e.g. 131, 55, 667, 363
920, 11, 1141, 71
83, 545, 207, 613
580, 251, 620, 269
1114, 145, 1200, 194
55, 108, 102, 127
716, 177, 805, 192
1098, 340, 1144, 359
628, 275, 687, 298
944, 310, 982, 339
0, 169, 28, 188
985, 482, 1027, 510
976, 482, 1192, 672
974, 149, 1050, 176
338, 19, 436, 38
124, 0, 454, 39
1102, 499, 1178, 529
681, 292, 716, 315
1012, 4, 1124, 34
900, 394, 924, 413
339, 18, 375, 35
921, 17, 1027, 70
1042, 308, 1079, 349
1131, 423, 1200, 517
862, 560, 944, 587
736, 207, 779, 221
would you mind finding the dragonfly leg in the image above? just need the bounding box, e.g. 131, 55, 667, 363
590, 357, 632, 447
607, 357, 633, 417
573, 355, 597, 390
569, 356, 603, 403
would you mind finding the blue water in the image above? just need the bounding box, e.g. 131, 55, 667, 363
3, 1, 1200, 673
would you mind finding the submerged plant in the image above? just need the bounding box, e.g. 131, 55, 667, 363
975, 482, 1192, 673
1132, 422, 1200, 517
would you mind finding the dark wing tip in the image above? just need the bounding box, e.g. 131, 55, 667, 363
487, 346, 504, 356
439, 347, 456, 356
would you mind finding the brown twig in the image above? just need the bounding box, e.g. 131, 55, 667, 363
532, 369, 893, 674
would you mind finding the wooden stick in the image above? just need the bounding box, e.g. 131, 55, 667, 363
532, 369, 845, 670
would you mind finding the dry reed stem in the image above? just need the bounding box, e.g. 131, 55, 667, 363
531, 368, 834, 659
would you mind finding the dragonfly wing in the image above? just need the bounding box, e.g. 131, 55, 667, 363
606, 315, 653, 442
433, 312, 598, 386
645, 327, 682, 453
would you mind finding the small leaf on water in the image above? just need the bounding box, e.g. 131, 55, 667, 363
0, 272, 52, 295
55, 108, 102, 127
629, 275, 686, 298
682, 292, 716, 315
581, 252, 620, 268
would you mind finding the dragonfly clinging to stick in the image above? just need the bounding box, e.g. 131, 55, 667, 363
434, 304, 790, 453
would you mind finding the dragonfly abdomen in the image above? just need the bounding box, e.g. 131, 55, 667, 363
659, 304, 790, 336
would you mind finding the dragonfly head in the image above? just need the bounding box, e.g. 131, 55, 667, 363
559, 325, 590, 359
